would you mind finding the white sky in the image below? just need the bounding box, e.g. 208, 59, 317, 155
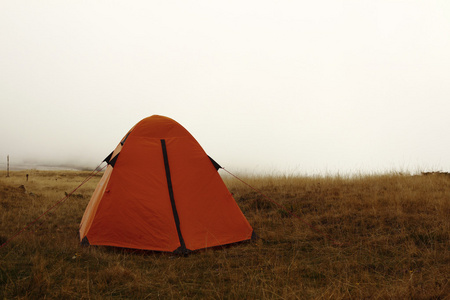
1, 1, 449, 175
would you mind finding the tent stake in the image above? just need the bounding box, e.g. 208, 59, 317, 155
6, 155, 9, 177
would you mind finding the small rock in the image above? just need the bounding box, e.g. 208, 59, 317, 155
18, 185, 27, 193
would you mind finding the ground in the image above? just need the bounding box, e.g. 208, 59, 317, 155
1, 170, 449, 299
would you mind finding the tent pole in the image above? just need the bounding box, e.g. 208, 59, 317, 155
6, 155, 9, 177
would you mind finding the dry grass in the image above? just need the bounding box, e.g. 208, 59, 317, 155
1, 170, 449, 299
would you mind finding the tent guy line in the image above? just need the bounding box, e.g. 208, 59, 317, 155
0, 163, 106, 249
1, 163, 342, 251
221, 168, 344, 246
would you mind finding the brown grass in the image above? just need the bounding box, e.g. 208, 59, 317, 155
0, 170, 449, 299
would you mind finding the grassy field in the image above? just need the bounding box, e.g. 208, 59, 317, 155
0, 170, 449, 299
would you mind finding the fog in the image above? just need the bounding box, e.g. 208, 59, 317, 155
1, 1, 449, 175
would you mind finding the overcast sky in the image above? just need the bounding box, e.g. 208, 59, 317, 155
1, 1, 449, 175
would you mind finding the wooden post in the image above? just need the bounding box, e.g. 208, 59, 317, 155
6, 155, 10, 177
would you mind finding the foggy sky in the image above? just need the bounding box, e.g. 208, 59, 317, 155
1, 1, 449, 175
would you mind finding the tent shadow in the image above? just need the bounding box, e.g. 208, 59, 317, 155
81, 231, 259, 257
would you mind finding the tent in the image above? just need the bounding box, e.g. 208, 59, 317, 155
79, 115, 253, 254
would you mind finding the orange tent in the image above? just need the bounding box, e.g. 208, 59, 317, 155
79, 115, 253, 254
